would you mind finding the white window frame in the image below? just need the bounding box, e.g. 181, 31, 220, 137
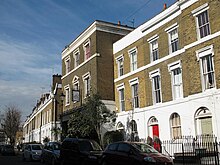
116, 55, 124, 77
149, 69, 162, 104
128, 47, 137, 72
196, 45, 215, 91
117, 83, 125, 112
65, 56, 71, 74
82, 72, 91, 98
64, 85, 70, 106
148, 34, 159, 62
129, 78, 139, 109
72, 76, 80, 103
165, 23, 179, 54
72, 76, 79, 87
168, 60, 183, 100
192, 3, 210, 40
73, 48, 80, 68
83, 39, 91, 60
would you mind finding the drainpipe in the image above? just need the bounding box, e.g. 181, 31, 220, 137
53, 94, 57, 141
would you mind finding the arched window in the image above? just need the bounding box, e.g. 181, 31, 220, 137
148, 116, 158, 126
130, 120, 137, 133
116, 122, 125, 130
170, 113, 182, 139
195, 107, 213, 135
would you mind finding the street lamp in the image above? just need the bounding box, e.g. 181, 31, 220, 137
60, 93, 65, 103
51, 92, 65, 142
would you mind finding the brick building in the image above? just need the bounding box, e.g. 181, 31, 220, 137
23, 74, 63, 143
113, 0, 220, 141
60, 20, 133, 136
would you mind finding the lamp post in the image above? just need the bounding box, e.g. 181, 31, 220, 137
127, 98, 135, 142
60, 93, 65, 103
52, 92, 65, 142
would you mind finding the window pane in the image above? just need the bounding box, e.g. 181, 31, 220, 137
153, 76, 161, 103
201, 55, 215, 89
173, 68, 182, 99
132, 84, 139, 108
84, 77, 90, 96
84, 43, 91, 60
171, 113, 182, 138
170, 29, 179, 53
119, 89, 125, 111
73, 83, 79, 90
78, 141, 92, 151
108, 143, 118, 151
197, 11, 210, 38
117, 143, 130, 152
151, 40, 159, 61
75, 53, 79, 67
118, 59, 124, 76
65, 87, 70, 104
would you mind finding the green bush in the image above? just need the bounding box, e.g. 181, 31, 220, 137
103, 130, 124, 148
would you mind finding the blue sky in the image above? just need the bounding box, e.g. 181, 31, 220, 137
0, 0, 176, 122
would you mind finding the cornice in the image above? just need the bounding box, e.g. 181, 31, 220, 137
62, 21, 133, 60
114, 0, 199, 54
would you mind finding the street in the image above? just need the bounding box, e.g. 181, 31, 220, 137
0, 153, 42, 165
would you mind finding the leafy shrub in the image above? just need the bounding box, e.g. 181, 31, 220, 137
103, 130, 124, 148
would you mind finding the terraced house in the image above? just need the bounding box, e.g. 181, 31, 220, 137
23, 75, 63, 143
113, 0, 220, 141
60, 20, 133, 136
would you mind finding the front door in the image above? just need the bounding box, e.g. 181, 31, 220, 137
152, 125, 159, 137
152, 125, 161, 152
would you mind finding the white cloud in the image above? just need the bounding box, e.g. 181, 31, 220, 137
0, 36, 60, 120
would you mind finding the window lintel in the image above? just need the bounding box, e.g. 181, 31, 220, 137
73, 48, 80, 56
129, 77, 139, 86
72, 76, 79, 84
149, 69, 160, 79
192, 3, 209, 17
117, 83, 125, 91
82, 72, 90, 80
165, 23, 179, 33
168, 60, 182, 72
65, 56, 70, 62
116, 54, 124, 61
64, 84, 70, 89
128, 47, 137, 56
83, 39, 90, 47
147, 34, 159, 43
196, 45, 214, 61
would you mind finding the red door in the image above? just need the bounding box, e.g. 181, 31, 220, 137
152, 125, 160, 152
152, 125, 159, 137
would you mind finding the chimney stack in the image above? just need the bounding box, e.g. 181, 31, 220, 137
118, 21, 121, 25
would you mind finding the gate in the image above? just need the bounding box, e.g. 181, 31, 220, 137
161, 135, 219, 165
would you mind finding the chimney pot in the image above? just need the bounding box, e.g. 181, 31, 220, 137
163, 3, 167, 10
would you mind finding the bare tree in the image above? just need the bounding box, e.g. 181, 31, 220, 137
1, 105, 21, 145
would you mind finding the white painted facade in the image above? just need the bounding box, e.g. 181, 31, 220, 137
24, 122, 61, 143
23, 75, 62, 143
116, 89, 220, 141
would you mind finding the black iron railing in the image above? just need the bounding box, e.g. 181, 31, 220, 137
159, 135, 219, 165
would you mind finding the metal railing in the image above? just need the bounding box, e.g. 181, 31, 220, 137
160, 135, 219, 165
